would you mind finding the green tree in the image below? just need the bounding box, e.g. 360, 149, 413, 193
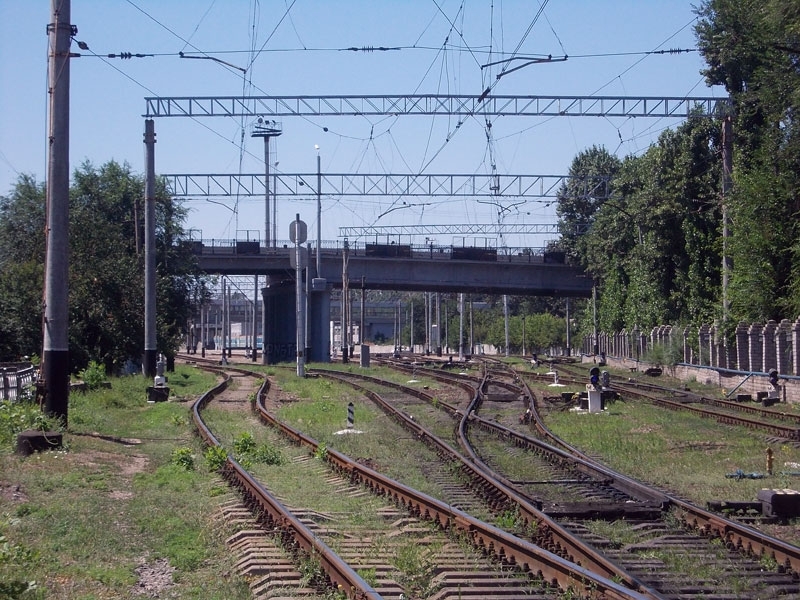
0, 161, 204, 371
0, 175, 47, 360
555, 145, 622, 264
570, 113, 721, 334
696, 0, 800, 321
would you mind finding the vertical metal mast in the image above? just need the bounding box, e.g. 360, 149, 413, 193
42, 0, 72, 422
251, 120, 282, 248
721, 114, 733, 321
143, 119, 157, 377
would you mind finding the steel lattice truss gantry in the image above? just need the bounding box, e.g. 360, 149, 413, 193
162, 172, 610, 199
144, 94, 730, 118
338, 223, 588, 238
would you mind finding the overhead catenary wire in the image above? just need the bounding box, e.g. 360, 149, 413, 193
63, 2, 713, 247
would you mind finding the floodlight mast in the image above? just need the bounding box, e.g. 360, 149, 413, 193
251, 119, 282, 248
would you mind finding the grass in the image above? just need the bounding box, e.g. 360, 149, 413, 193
538, 392, 800, 507
6, 357, 799, 597
0, 364, 251, 599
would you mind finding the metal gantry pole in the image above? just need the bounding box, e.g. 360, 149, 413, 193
295, 215, 305, 376
305, 243, 311, 359
42, 0, 72, 422
252, 275, 258, 361
360, 277, 365, 346
503, 294, 510, 357
469, 296, 474, 356
458, 293, 464, 361
264, 138, 270, 247
316, 149, 322, 276
221, 278, 227, 362
722, 115, 733, 320
410, 301, 414, 352
341, 240, 349, 363
436, 293, 441, 356
143, 119, 157, 378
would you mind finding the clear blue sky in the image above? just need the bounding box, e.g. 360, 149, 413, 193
0, 1, 725, 249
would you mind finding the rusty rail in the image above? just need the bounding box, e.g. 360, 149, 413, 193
311, 368, 661, 599
190, 367, 382, 600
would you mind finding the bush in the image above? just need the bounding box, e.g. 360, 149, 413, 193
79, 361, 106, 390
203, 446, 228, 472
233, 432, 256, 455
171, 447, 195, 471
233, 432, 285, 466
0, 400, 54, 450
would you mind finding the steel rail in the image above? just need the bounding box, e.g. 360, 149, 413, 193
518, 368, 800, 576
523, 369, 800, 440
386, 359, 800, 578
609, 382, 800, 440
465, 378, 669, 507
376, 360, 668, 505
189, 366, 383, 600
312, 368, 664, 599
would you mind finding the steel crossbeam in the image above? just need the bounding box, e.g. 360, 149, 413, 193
337, 223, 588, 237
145, 94, 729, 118
163, 172, 610, 199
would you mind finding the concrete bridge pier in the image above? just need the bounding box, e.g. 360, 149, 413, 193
261, 277, 331, 366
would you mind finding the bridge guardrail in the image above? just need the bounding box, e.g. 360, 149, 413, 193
1, 364, 37, 401
190, 238, 562, 265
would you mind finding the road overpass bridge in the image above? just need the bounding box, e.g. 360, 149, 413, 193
192, 239, 591, 365
194, 239, 592, 297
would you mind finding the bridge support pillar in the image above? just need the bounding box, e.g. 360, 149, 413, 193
261, 276, 331, 365
308, 279, 331, 363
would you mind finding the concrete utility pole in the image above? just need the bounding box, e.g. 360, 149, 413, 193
42, 0, 72, 422
144, 119, 157, 377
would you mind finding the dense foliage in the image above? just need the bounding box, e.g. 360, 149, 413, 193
0, 161, 206, 372
556, 0, 800, 341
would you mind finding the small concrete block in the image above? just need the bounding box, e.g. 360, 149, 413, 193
16, 430, 63, 456
758, 488, 800, 518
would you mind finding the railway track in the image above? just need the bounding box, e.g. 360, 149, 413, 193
365, 356, 800, 598
186, 358, 646, 599
542, 362, 800, 442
